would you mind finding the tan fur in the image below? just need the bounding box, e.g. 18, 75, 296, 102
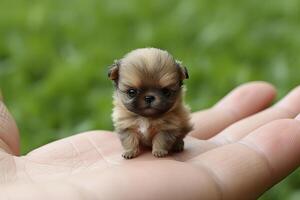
118, 48, 179, 90
110, 48, 192, 159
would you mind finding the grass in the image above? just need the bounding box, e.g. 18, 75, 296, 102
0, 0, 300, 199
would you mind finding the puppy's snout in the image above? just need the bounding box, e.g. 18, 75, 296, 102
144, 96, 155, 104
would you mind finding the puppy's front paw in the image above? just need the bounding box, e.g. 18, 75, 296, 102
152, 149, 168, 157
122, 150, 139, 159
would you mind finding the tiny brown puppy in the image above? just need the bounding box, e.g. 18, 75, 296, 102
108, 48, 192, 159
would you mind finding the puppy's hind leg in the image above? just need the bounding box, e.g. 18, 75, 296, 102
119, 131, 140, 159
172, 138, 184, 153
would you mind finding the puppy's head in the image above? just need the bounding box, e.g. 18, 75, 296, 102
108, 48, 189, 118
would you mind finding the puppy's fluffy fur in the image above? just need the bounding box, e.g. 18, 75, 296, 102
108, 48, 192, 159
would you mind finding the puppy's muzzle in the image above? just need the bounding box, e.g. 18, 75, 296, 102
144, 95, 155, 104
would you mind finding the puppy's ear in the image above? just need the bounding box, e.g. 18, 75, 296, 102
176, 60, 189, 80
108, 60, 120, 80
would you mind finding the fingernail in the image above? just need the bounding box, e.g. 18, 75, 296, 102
295, 114, 300, 121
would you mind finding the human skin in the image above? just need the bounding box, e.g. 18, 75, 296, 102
0, 82, 300, 200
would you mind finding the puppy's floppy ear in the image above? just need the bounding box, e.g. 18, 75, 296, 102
176, 60, 189, 80
108, 60, 120, 80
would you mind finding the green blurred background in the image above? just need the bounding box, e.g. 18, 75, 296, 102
0, 0, 299, 199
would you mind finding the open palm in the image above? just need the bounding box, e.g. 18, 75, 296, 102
1, 82, 300, 200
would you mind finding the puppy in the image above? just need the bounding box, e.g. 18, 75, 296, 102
108, 48, 192, 159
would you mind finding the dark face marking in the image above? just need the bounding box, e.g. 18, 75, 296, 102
118, 84, 181, 118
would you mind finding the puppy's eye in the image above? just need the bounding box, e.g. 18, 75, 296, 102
127, 89, 137, 98
162, 88, 172, 97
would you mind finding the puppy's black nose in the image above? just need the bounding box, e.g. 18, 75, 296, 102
144, 96, 155, 104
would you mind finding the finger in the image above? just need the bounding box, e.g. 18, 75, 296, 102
0, 94, 20, 155
189, 81, 276, 139
212, 85, 300, 144
188, 119, 300, 199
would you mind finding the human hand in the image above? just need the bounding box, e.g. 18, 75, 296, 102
1, 82, 300, 200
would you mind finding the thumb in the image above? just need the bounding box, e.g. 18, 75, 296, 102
0, 90, 20, 155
